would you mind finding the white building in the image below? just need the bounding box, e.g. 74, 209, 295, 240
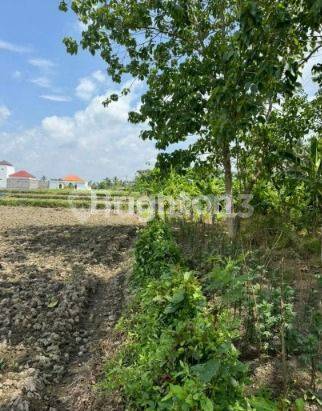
49, 175, 90, 190
7, 170, 38, 190
0, 160, 15, 189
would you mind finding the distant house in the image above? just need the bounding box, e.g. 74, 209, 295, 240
7, 170, 38, 190
0, 160, 15, 189
49, 174, 89, 190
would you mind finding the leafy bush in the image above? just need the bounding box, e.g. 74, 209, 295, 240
132, 219, 181, 285
133, 168, 225, 197
103, 219, 249, 410
207, 255, 297, 354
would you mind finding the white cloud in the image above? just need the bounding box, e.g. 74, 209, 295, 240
76, 77, 97, 101
30, 76, 52, 88
76, 70, 106, 101
40, 94, 71, 102
0, 105, 11, 126
0, 88, 156, 180
29, 58, 55, 69
29, 58, 58, 93
0, 39, 31, 53
92, 70, 105, 83
42, 116, 75, 143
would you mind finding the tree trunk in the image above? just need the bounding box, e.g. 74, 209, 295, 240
223, 143, 239, 239
223, 143, 233, 212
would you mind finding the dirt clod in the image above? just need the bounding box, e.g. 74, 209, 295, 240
0, 206, 138, 410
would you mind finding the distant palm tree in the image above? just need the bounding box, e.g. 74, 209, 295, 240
285, 137, 322, 218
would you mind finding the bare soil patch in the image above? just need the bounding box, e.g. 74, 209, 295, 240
0, 206, 139, 410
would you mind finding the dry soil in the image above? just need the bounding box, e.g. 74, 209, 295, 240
0, 206, 139, 411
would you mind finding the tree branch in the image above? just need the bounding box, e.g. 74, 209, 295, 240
299, 44, 322, 66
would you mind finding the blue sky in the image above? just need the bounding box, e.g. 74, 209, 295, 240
0, 1, 320, 181
0, 0, 155, 180
0, 0, 105, 127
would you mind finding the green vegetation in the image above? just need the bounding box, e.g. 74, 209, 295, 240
0, 197, 92, 209
91, 176, 131, 190
60, 0, 321, 206
102, 219, 321, 410
1, 189, 135, 197
133, 168, 224, 197
55, 1, 322, 408
0, 189, 142, 209
103, 220, 250, 410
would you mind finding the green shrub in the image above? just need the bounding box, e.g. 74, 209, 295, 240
105, 271, 248, 410
206, 255, 298, 355
133, 219, 181, 285
103, 219, 250, 410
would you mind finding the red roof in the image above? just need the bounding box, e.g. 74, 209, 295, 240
62, 175, 85, 183
9, 170, 36, 179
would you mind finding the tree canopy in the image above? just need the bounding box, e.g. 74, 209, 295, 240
60, 0, 322, 198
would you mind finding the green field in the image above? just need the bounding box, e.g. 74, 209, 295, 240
0, 189, 141, 209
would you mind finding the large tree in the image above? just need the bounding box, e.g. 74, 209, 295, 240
60, 0, 322, 206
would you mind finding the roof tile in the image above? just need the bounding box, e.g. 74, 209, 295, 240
62, 175, 85, 183
9, 170, 36, 179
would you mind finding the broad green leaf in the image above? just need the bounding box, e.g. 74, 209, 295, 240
191, 359, 220, 383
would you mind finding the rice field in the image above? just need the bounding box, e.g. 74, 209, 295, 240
0, 189, 141, 210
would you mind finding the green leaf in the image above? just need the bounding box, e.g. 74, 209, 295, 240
295, 398, 305, 411
183, 272, 192, 281
171, 290, 185, 304
59, 1, 68, 12
63, 37, 78, 55
166, 384, 186, 401
164, 304, 177, 314
110, 94, 119, 102
201, 397, 214, 411
248, 397, 278, 411
47, 299, 59, 308
191, 359, 220, 383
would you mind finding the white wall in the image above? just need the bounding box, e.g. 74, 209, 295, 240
74, 182, 89, 190
38, 179, 49, 189
49, 179, 62, 189
49, 179, 90, 190
7, 178, 38, 190
50, 180, 90, 190
0, 165, 15, 189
